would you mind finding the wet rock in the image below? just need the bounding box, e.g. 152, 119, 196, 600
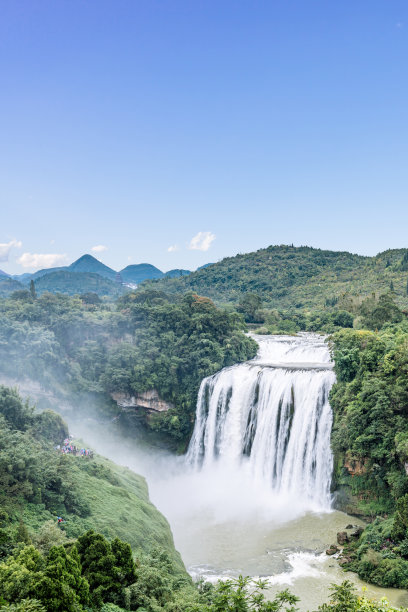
337, 531, 349, 546
345, 524, 353, 530
350, 526, 364, 538
326, 545, 339, 555
111, 390, 174, 413
338, 556, 351, 566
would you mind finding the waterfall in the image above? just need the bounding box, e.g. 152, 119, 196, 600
186, 334, 336, 510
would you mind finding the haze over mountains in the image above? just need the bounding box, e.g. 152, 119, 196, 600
0, 254, 193, 297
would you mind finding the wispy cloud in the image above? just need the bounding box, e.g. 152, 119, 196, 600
17, 253, 68, 270
167, 244, 180, 253
0, 239, 22, 262
188, 231, 216, 252
91, 245, 108, 253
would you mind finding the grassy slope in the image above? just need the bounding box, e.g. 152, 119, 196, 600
145, 245, 408, 310
22, 451, 185, 574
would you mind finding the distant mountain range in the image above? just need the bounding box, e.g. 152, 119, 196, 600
0, 254, 195, 297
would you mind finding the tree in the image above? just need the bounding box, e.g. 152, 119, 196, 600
392, 494, 408, 541
75, 530, 122, 607
0, 546, 44, 603
317, 581, 358, 612
238, 293, 263, 323
0, 386, 33, 431
360, 292, 403, 330
15, 520, 31, 546
201, 575, 299, 611
32, 411, 68, 445
29, 281, 36, 300
34, 546, 89, 612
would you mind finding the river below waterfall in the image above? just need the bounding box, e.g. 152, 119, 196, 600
66, 333, 408, 609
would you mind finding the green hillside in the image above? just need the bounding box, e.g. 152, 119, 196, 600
0, 277, 25, 297
33, 271, 124, 297
119, 263, 164, 284
164, 269, 191, 278
0, 386, 185, 574
145, 245, 408, 311
69, 254, 117, 280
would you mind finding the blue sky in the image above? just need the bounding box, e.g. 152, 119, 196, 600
1, 0, 407, 273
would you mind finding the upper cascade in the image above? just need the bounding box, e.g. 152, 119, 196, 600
186, 334, 336, 511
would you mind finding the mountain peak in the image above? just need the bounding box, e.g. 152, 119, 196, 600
69, 254, 116, 280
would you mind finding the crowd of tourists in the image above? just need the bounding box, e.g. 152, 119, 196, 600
54, 436, 94, 458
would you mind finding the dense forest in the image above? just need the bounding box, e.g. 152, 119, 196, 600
0, 289, 256, 448
145, 245, 408, 312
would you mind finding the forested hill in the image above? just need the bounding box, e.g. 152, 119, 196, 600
145, 245, 408, 310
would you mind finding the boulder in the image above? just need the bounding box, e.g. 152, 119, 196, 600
338, 556, 351, 566
337, 531, 349, 546
350, 526, 364, 539
326, 545, 339, 556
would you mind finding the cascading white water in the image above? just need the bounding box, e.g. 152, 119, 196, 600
187, 333, 336, 510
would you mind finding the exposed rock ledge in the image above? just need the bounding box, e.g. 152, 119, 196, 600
111, 390, 174, 413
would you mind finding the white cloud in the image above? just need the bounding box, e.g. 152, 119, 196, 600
91, 245, 108, 253
167, 244, 180, 252
188, 231, 216, 252
17, 253, 68, 270
0, 239, 22, 262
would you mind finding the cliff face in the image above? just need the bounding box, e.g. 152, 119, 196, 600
111, 389, 174, 413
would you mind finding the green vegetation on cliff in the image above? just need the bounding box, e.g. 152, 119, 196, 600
330, 320, 408, 513
0, 289, 256, 446
329, 313, 408, 589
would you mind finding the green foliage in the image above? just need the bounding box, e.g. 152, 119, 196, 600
0, 600, 46, 611
317, 580, 358, 612
144, 245, 408, 313
238, 293, 263, 323
359, 293, 403, 330
198, 575, 299, 611
330, 323, 408, 508
392, 495, 408, 542
34, 545, 89, 611
76, 530, 126, 607
33, 271, 124, 297
0, 289, 255, 445
0, 387, 34, 431
330, 321, 408, 589
105, 291, 256, 443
